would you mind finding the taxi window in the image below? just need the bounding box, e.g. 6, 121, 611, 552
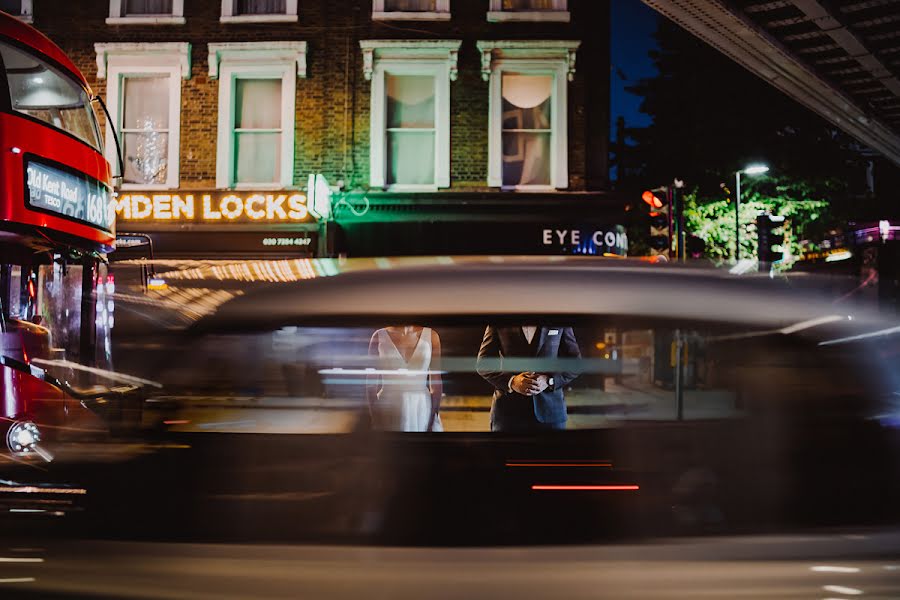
127, 321, 887, 434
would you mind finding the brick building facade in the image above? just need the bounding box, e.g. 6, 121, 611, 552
22, 0, 622, 257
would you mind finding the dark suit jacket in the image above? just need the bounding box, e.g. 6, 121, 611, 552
476, 326, 581, 425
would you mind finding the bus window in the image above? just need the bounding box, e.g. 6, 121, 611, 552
0, 41, 101, 150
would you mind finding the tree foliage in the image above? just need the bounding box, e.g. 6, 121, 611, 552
682, 177, 830, 267
618, 18, 879, 261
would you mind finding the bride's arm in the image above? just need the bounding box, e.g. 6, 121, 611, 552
428, 329, 443, 430
365, 332, 381, 424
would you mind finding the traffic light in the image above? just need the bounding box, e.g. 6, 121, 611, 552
756, 214, 785, 264
642, 187, 670, 258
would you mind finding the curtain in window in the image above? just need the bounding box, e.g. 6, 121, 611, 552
124, 0, 174, 14
384, 0, 436, 11
122, 76, 170, 185
236, 0, 287, 15
234, 79, 282, 184
501, 74, 552, 186
386, 74, 435, 186
502, 0, 556, 10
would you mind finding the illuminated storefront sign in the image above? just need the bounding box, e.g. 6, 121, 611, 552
114, 191, 315, 223
541, 227, 628, 256
25, 157, 113, 232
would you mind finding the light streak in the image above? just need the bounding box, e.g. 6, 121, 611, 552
531, 485, 638, 491
0, 486, 86, 495
779, 315, 843, 335
318, 368, 446, 376
825, 250, 853, 262
811, 566, 861, 573
822, 585, 863, 595
506, 462, 612, 468
0, 557, 44, 562
29, 358, 162, 388
819, 324, 900, 346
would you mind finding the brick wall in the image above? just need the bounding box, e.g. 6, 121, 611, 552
32, 0, 609, 193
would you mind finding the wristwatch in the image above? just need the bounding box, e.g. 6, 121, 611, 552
548, 377, 555, 388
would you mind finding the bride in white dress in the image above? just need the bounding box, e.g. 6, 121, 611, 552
366, 326, 443, 432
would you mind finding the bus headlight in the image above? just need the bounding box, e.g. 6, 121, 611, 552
7, 421, 42, 454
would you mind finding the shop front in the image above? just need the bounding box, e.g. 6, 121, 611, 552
332, 192, 629, 258
110, 189, 628, 261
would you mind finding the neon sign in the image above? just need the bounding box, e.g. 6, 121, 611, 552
114, 192, 314, 223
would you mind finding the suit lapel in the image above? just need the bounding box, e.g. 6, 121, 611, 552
534, 327, 548, 357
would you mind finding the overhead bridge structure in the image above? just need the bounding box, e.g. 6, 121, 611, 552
641, 0, 900, 165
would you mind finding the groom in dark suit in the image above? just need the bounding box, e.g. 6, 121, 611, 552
476, 325, 582, 432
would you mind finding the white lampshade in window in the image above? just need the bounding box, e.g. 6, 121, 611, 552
501, 74, 552, 109
387, 74, 435, 128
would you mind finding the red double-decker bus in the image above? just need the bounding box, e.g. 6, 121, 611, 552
0, 11, 115, 462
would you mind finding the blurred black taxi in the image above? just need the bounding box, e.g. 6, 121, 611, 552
18, 256, 882, 547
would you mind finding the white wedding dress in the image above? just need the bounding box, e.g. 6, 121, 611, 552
372, 327, 443, 432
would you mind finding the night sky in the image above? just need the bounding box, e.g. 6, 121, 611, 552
610, 0, 660, 132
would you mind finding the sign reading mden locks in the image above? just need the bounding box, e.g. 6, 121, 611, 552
26, 160, 112, 233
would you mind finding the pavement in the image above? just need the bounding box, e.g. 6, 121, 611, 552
1, 530, 899, 599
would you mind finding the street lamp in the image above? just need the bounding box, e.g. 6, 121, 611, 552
735, 164, 769, 260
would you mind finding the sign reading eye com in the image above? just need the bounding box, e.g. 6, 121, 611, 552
114, 192, 317, 224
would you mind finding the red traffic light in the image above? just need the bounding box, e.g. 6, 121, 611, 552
642, 190, 663, 209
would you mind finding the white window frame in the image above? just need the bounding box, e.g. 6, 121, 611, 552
94, 42, 190, 190
107, 0, 185, 25
361, 40, 460, 191
220, 0, 298, 23
477, 40, 579, 190
372, 0, 450, 22
2, 1, 32, 22
487, 0, 569, 23
208, 42, 307, 190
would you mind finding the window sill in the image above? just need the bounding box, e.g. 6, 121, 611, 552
106, 16, 186, 25
120, 183, 178, 192
231, 183, 292, 191
500, 185, 560, 192
385, 184, 439, 192
372, 11, 450, 21
220, 14, 299, 24
486, 11, 570, 23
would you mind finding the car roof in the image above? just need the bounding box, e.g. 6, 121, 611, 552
170, 257, 892, 337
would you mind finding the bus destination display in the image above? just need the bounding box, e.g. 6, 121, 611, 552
25, 159, 112, 233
